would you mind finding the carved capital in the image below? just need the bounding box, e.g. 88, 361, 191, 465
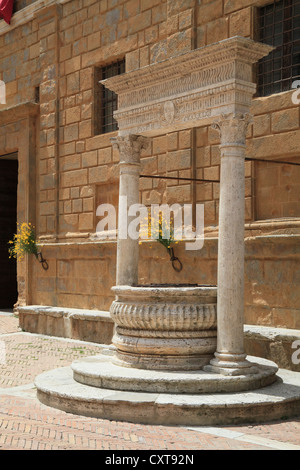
212, 113, 252, 148
111, 134, 150, 165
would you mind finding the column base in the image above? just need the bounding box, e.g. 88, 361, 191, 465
203, 352, 259, 376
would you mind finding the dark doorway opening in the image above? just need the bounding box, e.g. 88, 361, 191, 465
0, 154, 18, 309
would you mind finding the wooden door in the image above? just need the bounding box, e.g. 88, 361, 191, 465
0, 158, 18, 309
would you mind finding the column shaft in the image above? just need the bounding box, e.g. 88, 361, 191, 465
111, 135, 149, 286
205, 113, 257, 376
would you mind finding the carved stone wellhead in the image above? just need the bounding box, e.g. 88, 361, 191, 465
110, 285, 217, 370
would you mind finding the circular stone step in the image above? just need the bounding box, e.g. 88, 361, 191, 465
34, 363, 300, 426
71, 354, 278, 394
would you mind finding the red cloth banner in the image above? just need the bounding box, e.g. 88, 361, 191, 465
0, 0, 14, 25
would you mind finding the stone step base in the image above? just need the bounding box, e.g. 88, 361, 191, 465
71, 354, 278, 394
34, 358, 300, 426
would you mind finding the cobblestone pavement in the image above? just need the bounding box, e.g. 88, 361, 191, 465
1, 312, 300, 451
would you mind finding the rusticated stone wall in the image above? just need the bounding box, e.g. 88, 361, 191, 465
0, 0, 299, 329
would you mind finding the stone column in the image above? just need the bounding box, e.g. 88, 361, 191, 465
205, 113, 257, 376
111, 134, 150, 286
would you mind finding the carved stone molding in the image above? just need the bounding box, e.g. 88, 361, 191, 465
211, 112, 253, 148
109, 285, 217, 370
111, 134, 150, 165
102, 37, 273, 137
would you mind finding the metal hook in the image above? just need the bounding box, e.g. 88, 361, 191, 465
36, 252, 49, 271
167, 247, 183, 273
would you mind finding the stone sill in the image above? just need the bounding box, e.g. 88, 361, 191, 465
206, 218, 300, 238
37, 219, 300, 247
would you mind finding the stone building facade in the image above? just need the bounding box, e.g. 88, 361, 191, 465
0, 0, 299, 352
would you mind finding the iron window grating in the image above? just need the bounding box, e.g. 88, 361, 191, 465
95, 59, 125, 135
257, 0, 300, 97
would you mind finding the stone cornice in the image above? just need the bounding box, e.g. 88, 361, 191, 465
103, 37, 272, 95
0, 101, 40, 124
102, 37, 273, 137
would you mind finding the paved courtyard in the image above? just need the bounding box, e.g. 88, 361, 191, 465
0, 311, 300, 451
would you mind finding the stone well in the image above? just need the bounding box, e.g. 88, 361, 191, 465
110, 284, 217, 370
34, 38, 300, 426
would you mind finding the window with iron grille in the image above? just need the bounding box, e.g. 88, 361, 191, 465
257, 0, 300, 97
94, 59, 125, 135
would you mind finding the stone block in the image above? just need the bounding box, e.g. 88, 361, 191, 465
66, 72, 80, 95
204, 166, 220, 182
82, 150, 97, 167
61, 169, 88, 187
72, 198, 83, 213
40, 201, 55, 216
271, 108, 300, 133
79, 119, 92, 139
197, 0, 223, 26
246, 130, 300, 159
98, 147, 112, 164
167, 29, 194, 57
153, 135, 167, 155
79, 212, 94, 230
88, 165, 109, 184
70, 187, 80, 199
128, 10, 151, 34
60, 154, 81, 171
251, 91, 297, 116
65, 56, 81, 75
196, 146, 211, 168
167, 132, 178, 151
65, 106, 81, 124
168, 0, 196, 16
166, 14, 179, 36
87, 32, 101, 51
229, 7, 252, 37
179, 129, 192, 149
167, 149, 191, 171
141, 156, 157, 174
83, 197, 94, 212
165, 184, 191, 204
80, 67, 93, 90
152, 3, 167, 25
64, 123, 79, 142
196, 182, 213, 202
179, 8, 193, 30
140, 46, 150, 67
150, 39, 167, 64
141, 0, 161, 11
207, 17, 229, 45
253, 114, 270, 137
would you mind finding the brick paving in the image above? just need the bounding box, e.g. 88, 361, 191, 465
0, 312, 300, 451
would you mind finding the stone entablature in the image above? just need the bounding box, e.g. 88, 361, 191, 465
102, 37, 273, 137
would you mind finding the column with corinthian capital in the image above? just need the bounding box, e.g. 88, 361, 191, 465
111, 134, 150, 286
204, 113, 258, 376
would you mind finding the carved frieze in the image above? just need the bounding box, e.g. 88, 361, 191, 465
101, 37, 273, 137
